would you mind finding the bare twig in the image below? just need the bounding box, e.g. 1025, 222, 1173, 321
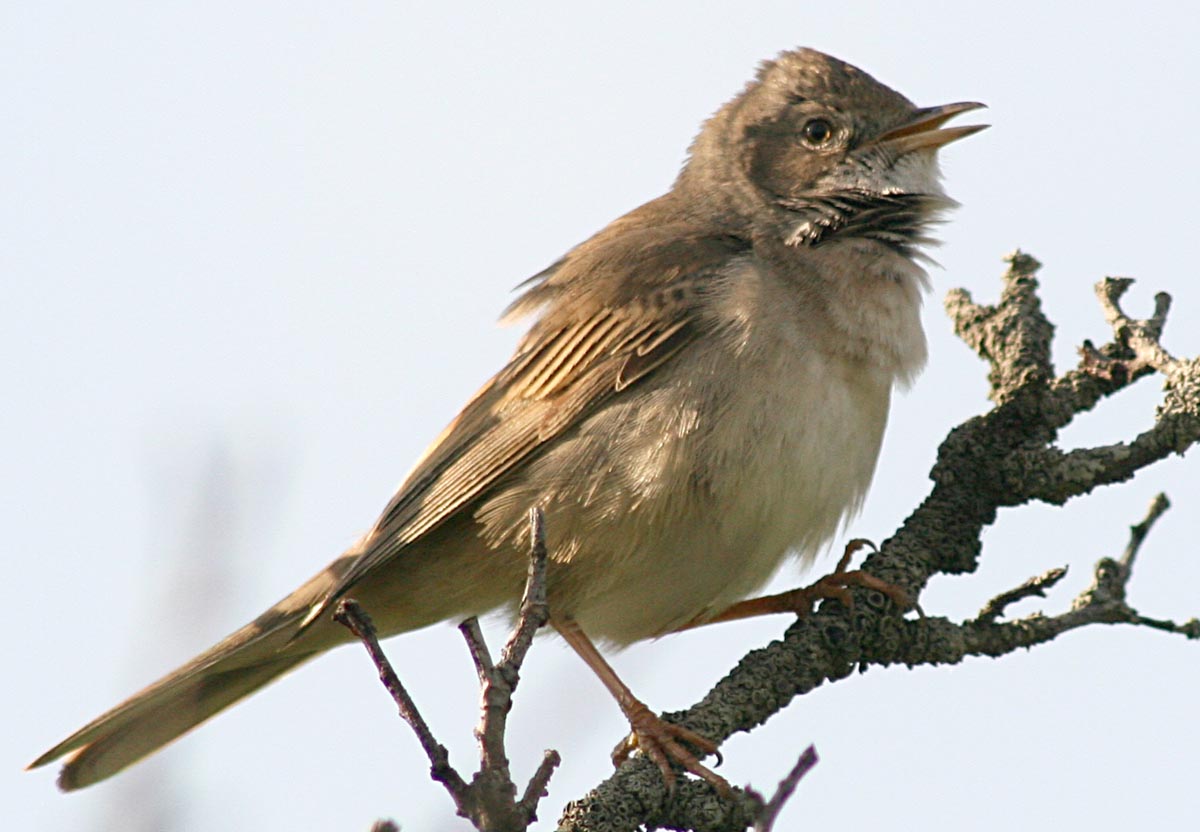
455, 508, 558, 829
943, 493, 1196, 660
517, 749, 563, 823
460, 616, 496, 681
502, 508, 551, 669
1120, 492, 1170, 572
943, 250, 1055, 405
975, 567, 1068, 623
750, 745, 819, 832
338, 509, 559, 831
1095, 278, 1174, 371
333, 600, 466, 796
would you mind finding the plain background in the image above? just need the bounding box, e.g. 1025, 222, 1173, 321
7, 3, 1199, 830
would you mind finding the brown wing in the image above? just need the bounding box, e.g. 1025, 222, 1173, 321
301, 224, 748, 626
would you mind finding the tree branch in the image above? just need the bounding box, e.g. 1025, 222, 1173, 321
557, 252, 1200, 831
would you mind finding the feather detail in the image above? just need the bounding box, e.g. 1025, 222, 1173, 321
298, 226, 746, 628
780, 190, 955, 258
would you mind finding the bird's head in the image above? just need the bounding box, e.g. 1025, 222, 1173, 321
680, 48, 987, 256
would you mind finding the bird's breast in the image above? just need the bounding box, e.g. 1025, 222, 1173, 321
493, 253, 925, 645
556, 295, 899, 643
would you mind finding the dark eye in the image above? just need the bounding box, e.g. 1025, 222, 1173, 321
801, 118, 834, 147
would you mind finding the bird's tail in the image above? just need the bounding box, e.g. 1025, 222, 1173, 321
28, 557, 354, 791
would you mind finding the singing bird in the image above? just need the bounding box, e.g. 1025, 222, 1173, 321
31, 47, 985, 792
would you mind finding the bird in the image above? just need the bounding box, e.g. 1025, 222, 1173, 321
30, 47, 985, 794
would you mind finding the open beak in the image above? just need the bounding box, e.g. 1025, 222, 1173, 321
874, 101, 988, 154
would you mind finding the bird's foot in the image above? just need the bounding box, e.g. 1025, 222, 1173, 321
789, 538, 912, 615
611, 698, 729, 795
685, 539, 913, 628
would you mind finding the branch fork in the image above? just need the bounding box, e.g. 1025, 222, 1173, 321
335, 508, 559, 832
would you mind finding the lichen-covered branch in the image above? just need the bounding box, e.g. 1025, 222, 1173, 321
975, 566, 1068, 624
557, 252, 1200, 832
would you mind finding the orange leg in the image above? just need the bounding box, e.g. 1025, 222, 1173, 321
553, 616, 730, 795
680, 539, 912, 631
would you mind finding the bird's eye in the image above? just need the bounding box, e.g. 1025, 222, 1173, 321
801, 118, 834, 147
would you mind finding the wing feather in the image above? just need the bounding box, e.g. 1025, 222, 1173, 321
301, 228, 749, 625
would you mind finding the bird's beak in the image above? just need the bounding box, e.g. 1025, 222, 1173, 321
874, 101, 989, 154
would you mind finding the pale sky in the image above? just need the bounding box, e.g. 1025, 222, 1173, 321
7, 3, 1199, 831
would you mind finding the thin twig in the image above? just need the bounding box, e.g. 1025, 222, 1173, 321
460, 617, 495, 683
975, 567, 1068, 623
1095, 278, 1175, 370
752, 745, 819, 832
963, 494, 1195, 654
1120, 492, 1170, 572
469, 508, 553, 790
501, 508, 551, 670
517, 749, 563, 821
333, 600, 467, 797
460, 507, 559, 829
335, 508, 559, 831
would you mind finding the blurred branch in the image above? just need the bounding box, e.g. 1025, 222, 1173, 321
558, 252, 1200, 831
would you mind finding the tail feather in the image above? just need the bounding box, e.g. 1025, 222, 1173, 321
28, 556, 356, 790
58, 653, 311, 790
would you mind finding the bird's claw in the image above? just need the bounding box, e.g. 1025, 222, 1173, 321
612, 700, 730, 796
792, 538, 912, 615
